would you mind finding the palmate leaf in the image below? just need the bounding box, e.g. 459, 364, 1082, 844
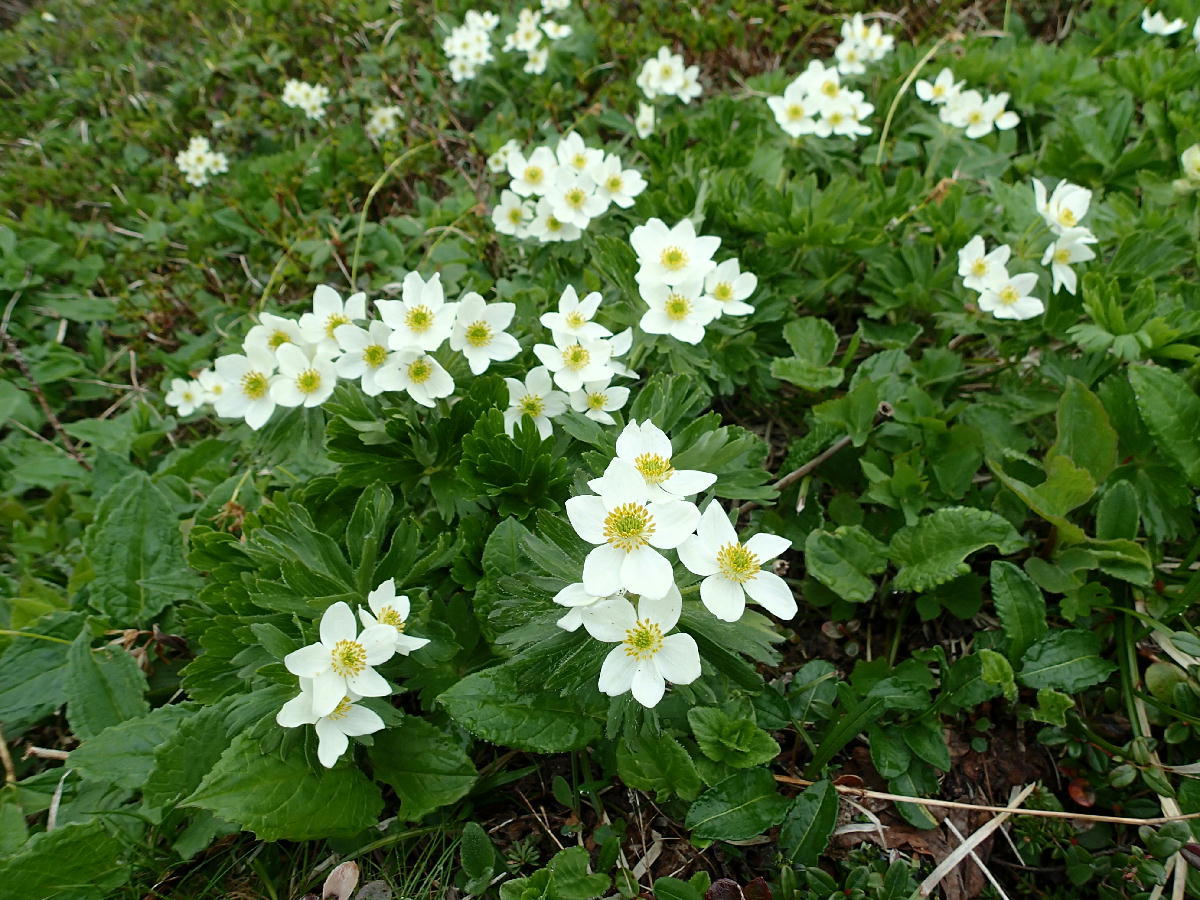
888, 507, 1026, 593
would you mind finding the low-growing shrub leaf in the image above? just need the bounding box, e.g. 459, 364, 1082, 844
779, 780, 839, 866
990, 561, 1047, 661
370, 717, 477, 821
1019, 630, 1117, 693
804, 525, 888, 603
1128, 365, 1200, 486
684, 768, 789, 841
0, 820, 132, 899
70, 702, 194, 790
688, 707, 779, 769
1047, 378, 1118, 486
615, 732, 702, 801
64, 631, 149, 740
889, 507, 1026, 593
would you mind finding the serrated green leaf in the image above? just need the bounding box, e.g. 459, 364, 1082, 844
1019, 630, 1116, 693
0, 611, 84, 734
0, 820, 131, 899
779, 780, 839, 866
1128, 365, 1200, 486
889, 507, 1026, 593
688, 707, 779, 769
684, 768, 788, 841
71, 702, 195, 790
184, 733, 382, 840
989, 561, 1046, 662
1047, 378, 1117, 485
615, 732, 701, 801
370, 717, 477, 821
1096, 481, 1140, 541
64, 631, 149, 740
804, 525, 888, 603
988, 453, 1096, 544
1031, 688, 1075, 726
143, 702, 237, 812
813, 378, 879, 447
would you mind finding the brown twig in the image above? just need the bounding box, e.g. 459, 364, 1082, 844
737, 434, 853, 516
0, 727, 15, 784
24, 746, 70, 761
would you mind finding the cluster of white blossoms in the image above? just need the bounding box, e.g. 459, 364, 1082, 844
503, 285, 636, 436
766, 59, 875, 139
163, 277, 523, 428
445, 3, 573, 82
1032, 178, 1097, 296
174, 136, 228, 188
276, 581, 429, 767
635, 46, 702, 105
558, 420, 795, 708
832, 12, 895, 75
914, 67, 1019, 140
281, 79, 332, 121
488, 132, 646, 243
629, 218, 757, 344
365, 105, 403, 141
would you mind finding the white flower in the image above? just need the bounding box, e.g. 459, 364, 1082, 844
591, 419, 716, 501
282, 601, 398, 716
377, 272, 458, 353
281, 79, 331, 120
767, 82, 828, 138
568, 380, 630, 425
704, 258, 757, 317
449, 292, 521, 374
493, 189, 533, 236
487, 139, 521, 174
165, 378, 203, 416
638, 279, 720, 345
635, 102, 655, 139
977, 272, 1044, 321
524, 45, 549, 75
591, 588, 701, 709
541, 0, 570, 10
676, 65, 702, 103
555, 132, 603, 175
333, 320, 395, 396
1141, 9, 1186, 35
1041, 228, 1097, 296
542, 21, 571, 40
640, 46, 686, 99
588, 153, 646, 209
298, 285, 367, 355
196, 368, 229, 405
365, 105, 403, 141
943, 89, 1002, 139
358, 578, 431, 656
503, 366, 568, 438
678, 502, 795, 622
243, 312, 304, 357
546, 170, 606, 228
270, 344, 338, 408
957, 237, 1011, 293
507, 146, 558, 196
374, 350, 455, 407
915, 67, 962, 105
565, 460, 700, 599
1033, 179, 1092, 234
984, 92, 1020, 132
533, 333, 614, 392
276, 680, 385, 768
526, 197, 582, 243
540, 285, 612, 342
1181, 144, 1200, 182
553, 583, 632, 637
213, 350, 278, 429
823, 95, 873, 137
630, 217, 720, 287
606, 327, 637, 379
834, 40, 867, 75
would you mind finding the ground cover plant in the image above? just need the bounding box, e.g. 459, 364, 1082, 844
2, 0, 1200, 897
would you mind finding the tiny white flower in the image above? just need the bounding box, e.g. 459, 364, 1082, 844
244, 312, 304, 357
374, 350, 455, 407
358, 578, 431, 656
298, 285, 367, 355
977, 272, 1044, 321
590, 419, 717, 501
638, 279, 720, 345
565, 460, 700, 599
449, 292, 521, 375
524, 45, 550, 75
630, 217, 721, 287
333, 320, 395, 396
1041, 228, 1097, 296
915, 67, 962, 105
943, 89, 997, 139
767, 82, 829, 139
487, 139, 521, 174
546, 169, 607, 229
526, 197, 582, 243
957, 236, 1011, 293
1141, 9, 1187, 35
540, 285, 612, 342
493, 189, 534, 236
1181, 144, 1200, 182
165, 378, 203, 416
568, 380, 630, 425
606, 327, 637, 379
678, 501, 795, 622
635, 102, 655, 139
555, 132, 603, 175
533, 332, 614, 393
507, 146, 558, 197
270, 344, 338, 408
1033, 179, 1092, 234
675, 64, 702, 104
213, 350, 278, 429
835, 40, 867, 75
196, 368, 229, 405
276, 680, 385, 768
588, 153, 646, 209
377, 271, 458, 353
704, 258, 757, 317
365, 105, 403, 141
591, 587, 701, 709
282, 601, 397, 716
542, 20, 571, 40
503, 366, 568, 439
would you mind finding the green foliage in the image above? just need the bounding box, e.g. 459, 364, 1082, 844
370, 717, 478, 822
888, 507, 1026, 593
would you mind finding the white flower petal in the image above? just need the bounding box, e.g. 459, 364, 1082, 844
646, 500, 701, 549
654, 633, 702, 686
583, 544, 626, 596
700, 576, 747, 622
620, 546, 674, 598
312, 669, 348, 717
315, 717, 351, 767
320, 601, 358, 645
630, 662, 666, 708
743, 571, 798, 619
598, 645, 638, 695
346, 666, 391, 698
744, 532, 791, 562
359, 624, 399, 665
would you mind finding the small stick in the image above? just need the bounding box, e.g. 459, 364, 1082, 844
0, 727, 15, 784
737, 434, 853, 516
917, 785, 1035, 897
24, 746, 70, 761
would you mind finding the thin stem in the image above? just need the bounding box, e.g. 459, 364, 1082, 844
349, 140, 437, 286
874, 32, 958, 168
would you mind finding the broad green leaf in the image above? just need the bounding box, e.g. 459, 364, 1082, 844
804, 525, 888, 603
888, 507, 1026, 593
1031, 689, 1075, 726
989, 561, 1046, 661
688, 707, 779, 769
64, 631, 149, 740
888, 766, 938, 830
684, 768, 789, 841
867, 725, 910, 778
1072, 538, 1153, 586
901, 718, 950, 771
499, 847, 610, 900
184, 733, 383, 840
988, 453, 1096, 544
940, 653, 1003, 710
144, 701, 241, 813
1019, 630, 1117, 693
779, 780, 839, 866
0, 611, 84, 733
460, 822, 496, 886
438, 662, 602, 753
651, 874, 711, 900
773, 318, 842, 390
615, 732, 701, 801
1128, 365, 1200, 486
771, 357, 844, 391
1047, 378, 1117, 485
370, 717, 477, 821
82, 470, 197, 624
70, 702, 195, 790
0, 820, 131, 899
813, 377, 879, 447
1096, 481, 1140, 541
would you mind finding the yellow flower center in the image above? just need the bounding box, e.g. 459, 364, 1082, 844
828, 112, 845, 126
572, 152, 588, 169
562, 344, 590, 370
664, 293, 691, 321
821, 80, 838, 97
786, 103, 805, 120
208, 383, 224, 395
623, 618, 664, 660
967, 110, 984, 125
716, 542, 760, 584
268, 329, 292, 349
586, 391, 608, 411
464, 321, 492, 347
507, 206, 524, 224
659, 64, 673, 79
546, 216, 564, 233
1057, 209, 1077, 227
605, 175, 623, 192
932, 85, 945, 98
376, 606, 406, 631
713, 282, 733, 302
241, 371, 269, 399
182, 390, 195, 403
660, 246, 688, 271
1053, 248, 1071, 264
518, 393, 545, 417
329, 639, 367, 676
998, 285, 1020, 305
565, 311, 586, 329
407, 358, 433, 384
326, 696, 354, 720
634, 452, 674, 485
363, 344, 388, 367
296, 369, 322, 394
523, 165, 544, 185
405, 305, 434, 333
324, 313, 350, 338
565, 187, 587, 209
970, 259, 988, 278
603, 502, 655, 551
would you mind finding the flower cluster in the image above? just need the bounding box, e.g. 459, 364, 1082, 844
277, 581, 429, 767
445, 3, 573, 83
174, 136, 228, 187
629, 218, 757, 344
635, 46, 702, 105
281, 79, 331, 120
504, 285, 635, 436
767, 60, 875, 139
489, 133, 646, 243
832, 13, 895, 75
1033, 178, 1097, 296
557, 420, 795, 707
914, 67, 1019, 140
365, 105, 403, 141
